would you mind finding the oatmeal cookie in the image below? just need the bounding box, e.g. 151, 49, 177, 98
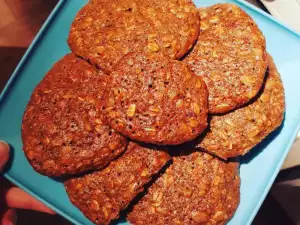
101, 52, 208, 145
197, 54, 285, 159
22, 54, 128, 176
128, 150, 240, 225
64, 142, 171, 225
68, 0, 200, 72
184, 4, 267, 113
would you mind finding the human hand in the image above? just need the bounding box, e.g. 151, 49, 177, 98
0, 141, 55, 225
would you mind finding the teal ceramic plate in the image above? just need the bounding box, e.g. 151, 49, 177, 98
1, 0, 300, 224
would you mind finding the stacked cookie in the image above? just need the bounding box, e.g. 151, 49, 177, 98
21, 1, 285, 225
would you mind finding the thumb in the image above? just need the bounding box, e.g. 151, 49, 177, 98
0, 141, 10, 172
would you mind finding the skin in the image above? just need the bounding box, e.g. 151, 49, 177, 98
0, 141, 55, 225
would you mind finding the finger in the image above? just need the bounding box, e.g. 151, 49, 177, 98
1, 208, 17, 225
0, 141, 10, 172
5, 187, 55, 214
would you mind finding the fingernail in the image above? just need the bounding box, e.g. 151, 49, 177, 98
0, 141, 10, 171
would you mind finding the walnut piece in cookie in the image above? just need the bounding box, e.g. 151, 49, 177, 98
64, 142, 171, 225
101, 52, 208, 145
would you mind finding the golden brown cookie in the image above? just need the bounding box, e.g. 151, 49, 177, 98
101, 52, 208, 145
197, 55, 285, 159
184, 4, 267, 114
22, 54, 128, 176
68, 0, 200, 72
64, 142, 171, 225
128, 150, 240, 225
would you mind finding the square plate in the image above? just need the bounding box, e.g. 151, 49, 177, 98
1, 0, 300, 224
